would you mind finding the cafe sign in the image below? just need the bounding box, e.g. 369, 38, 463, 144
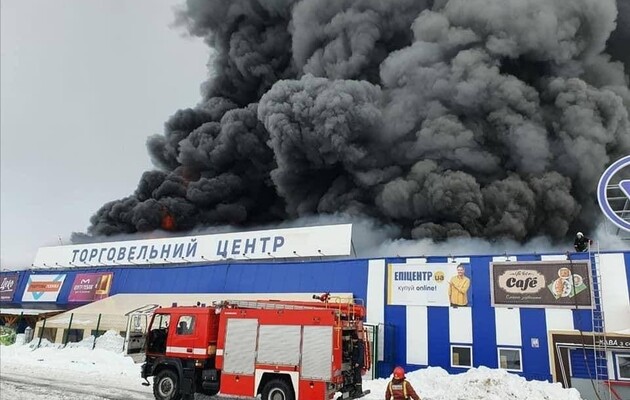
491, 261, 593, 309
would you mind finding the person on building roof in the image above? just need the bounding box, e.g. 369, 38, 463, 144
573, 232, 592, 252
385, 367, 421, 400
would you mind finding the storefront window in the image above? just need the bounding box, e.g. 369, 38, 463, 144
498, 348, 522, 372
451, 345, 472, 368
616, 354, 630, 380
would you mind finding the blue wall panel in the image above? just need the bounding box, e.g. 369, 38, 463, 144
382, 305, 406, 376
427, 306, 450, 370
519, 308, 551, 381
12, 259, 369, 307
471, 256, 497, 369
514, 254, 552, 380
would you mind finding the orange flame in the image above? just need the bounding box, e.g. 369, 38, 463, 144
161, 213, 175, 231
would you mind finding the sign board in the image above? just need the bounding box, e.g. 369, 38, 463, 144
388, 262, 472, 306
22, 274, 66, 302
0, 273, 19, 302
68, 273, 113, 302
491, 261, 593, 308
597, 155, 630, 232
33, 224, 353, 268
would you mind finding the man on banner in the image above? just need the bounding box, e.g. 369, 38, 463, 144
449, 265, 471, 307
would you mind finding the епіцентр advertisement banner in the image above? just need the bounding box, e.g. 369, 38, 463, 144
388, 262, 472, 307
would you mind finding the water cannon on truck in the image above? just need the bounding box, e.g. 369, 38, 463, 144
141, 293, 371, 400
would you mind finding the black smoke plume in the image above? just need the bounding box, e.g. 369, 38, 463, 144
82, 0, 630, 244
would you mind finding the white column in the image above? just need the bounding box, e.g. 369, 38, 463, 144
366, 259, 385, 324
492, 255, 521, 345
406, 305, 428, 365
599, 253, 630, 332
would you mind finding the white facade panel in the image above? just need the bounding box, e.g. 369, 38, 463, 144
495, 307, 522, 346
599, 253, 630, 332
493, 256, 521, 346
406, 306, 428, 365
257, 325, 301, 365
449, 306, 473, 344
367, 259, 385, 324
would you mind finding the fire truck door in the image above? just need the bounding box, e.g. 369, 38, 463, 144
171, 315, 199, 357
223, 318, 258, 375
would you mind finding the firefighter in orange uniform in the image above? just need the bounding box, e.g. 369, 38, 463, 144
385, 367, 421, 400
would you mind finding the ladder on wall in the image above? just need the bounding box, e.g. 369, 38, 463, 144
589, 242, 611, 400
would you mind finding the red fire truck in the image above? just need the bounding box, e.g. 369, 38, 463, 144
141, 294, 371, 400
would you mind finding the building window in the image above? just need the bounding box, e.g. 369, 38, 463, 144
498, 348, 522, 372
91, 329, 107, 337
64, 329, 84, 343
616, 354, 630, 381
37, 327, 57, 343
451, 345, 473, 368
176, 315, 195, 335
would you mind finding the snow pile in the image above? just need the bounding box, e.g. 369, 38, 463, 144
1, 335, 142, 387
363, 367, 583, 400
65, 330, 125, 353
1, 338, 583, 400
18, 330, 125, 353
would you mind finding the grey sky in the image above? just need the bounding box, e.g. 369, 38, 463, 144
1, 0, 209, 268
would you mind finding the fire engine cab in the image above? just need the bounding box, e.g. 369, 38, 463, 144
141, 294, 371, 400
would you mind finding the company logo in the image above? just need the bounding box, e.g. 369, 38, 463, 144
497, 270, 546, 294
0, 277, 15, 292
598, 155, 630, 232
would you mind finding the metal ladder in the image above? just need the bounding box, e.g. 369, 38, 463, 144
590, 242, 611, 400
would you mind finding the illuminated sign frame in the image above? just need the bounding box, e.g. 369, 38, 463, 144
597, 155, 630, 232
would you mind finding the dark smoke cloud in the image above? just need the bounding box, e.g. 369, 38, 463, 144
82, 0, 630, 245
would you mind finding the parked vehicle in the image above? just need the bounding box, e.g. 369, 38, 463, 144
141, 293, 371, 400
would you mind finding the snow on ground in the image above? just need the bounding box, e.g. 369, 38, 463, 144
0, 331, 583, 400
363, 367, 583, 400
0, 331, 152, 399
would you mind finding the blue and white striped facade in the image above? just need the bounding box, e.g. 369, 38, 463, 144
2, 250, 629, 384
366, 252, 630, 381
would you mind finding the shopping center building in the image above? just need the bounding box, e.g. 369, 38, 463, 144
1, 224, 628, 399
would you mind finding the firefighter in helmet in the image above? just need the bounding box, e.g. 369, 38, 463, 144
573, 232, 592, 252
385, 367, 421, 400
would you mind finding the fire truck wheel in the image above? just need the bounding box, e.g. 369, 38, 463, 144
261, 379, 295, 400
153, 369, 182, 400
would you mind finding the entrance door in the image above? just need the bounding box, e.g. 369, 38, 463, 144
364, 324, 378, 380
